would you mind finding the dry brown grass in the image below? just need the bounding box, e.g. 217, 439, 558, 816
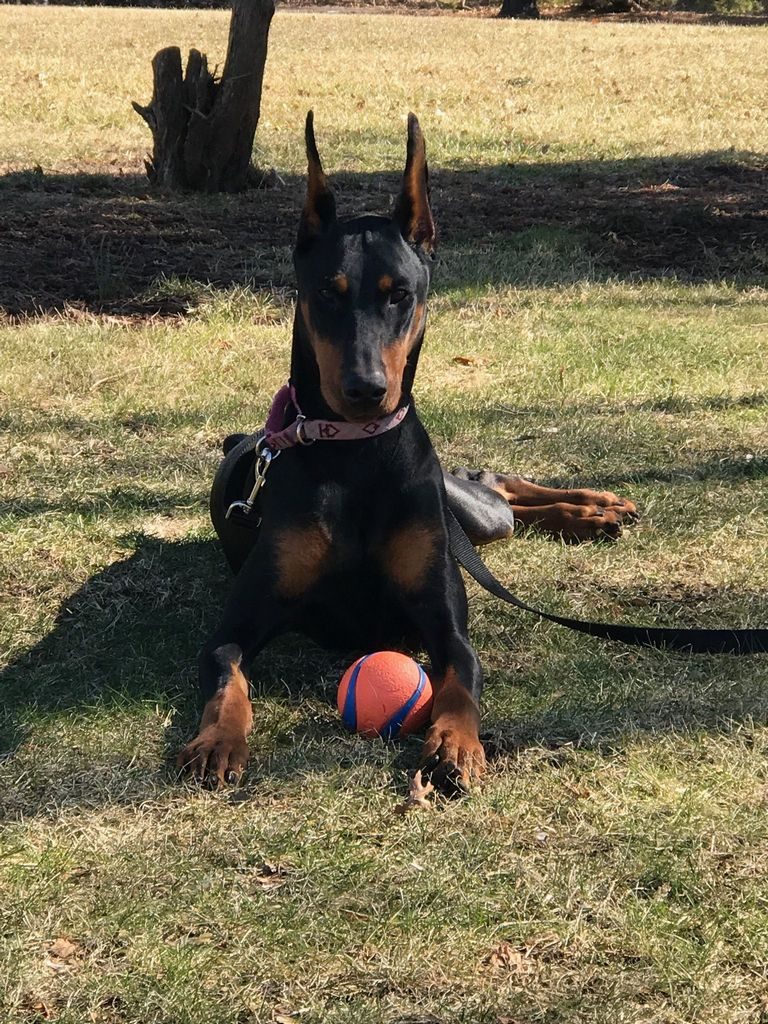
1, 6, 767, 173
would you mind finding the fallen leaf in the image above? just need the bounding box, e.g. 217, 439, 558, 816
273, 1004, 301, 1024
562, 780, 591, 799
65, 866, 93, 881
20, 995, 57, 1020
484, 941, 534, 976
396, 770, 434, 815
48, 938, 79, 961
254, 861, 290, 889
453, 355, 477, 365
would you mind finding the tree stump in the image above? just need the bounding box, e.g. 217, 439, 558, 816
132, 0, 275, 192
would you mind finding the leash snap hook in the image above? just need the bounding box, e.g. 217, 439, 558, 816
225, 445, 279, 521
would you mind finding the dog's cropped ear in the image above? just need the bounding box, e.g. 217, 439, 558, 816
394, 113, 436, 257
297, 111, 337, 249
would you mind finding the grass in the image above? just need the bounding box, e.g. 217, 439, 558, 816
1, 6, 768, 1024
2, 7, 767, 171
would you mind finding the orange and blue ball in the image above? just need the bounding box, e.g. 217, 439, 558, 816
337, 651, 433, 739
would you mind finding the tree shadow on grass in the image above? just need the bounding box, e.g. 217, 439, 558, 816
1, 149, 766, 317
418, 393, 768, 488
0, 489, 208, 521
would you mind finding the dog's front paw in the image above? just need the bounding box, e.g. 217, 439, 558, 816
177, 725, 250, 788
421, 716, 486, 797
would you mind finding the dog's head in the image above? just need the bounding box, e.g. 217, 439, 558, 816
293, 112, 436, 423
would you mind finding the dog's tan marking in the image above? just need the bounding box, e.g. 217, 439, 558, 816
199, 662, 252, 732
177, 648, 253, 787
380, 302, 425, 413
300, 299, 345, 413
423, 667, 485, 785
511, 502, 624, 542
378, 274, 394, 292
489, 474, 637, 516
395, 116, 436, 253
275, 523, 332, 598
332, 273, 349, 294
383, 521, 437, 591
313, 339, 345, 413
299, 113, 335, 243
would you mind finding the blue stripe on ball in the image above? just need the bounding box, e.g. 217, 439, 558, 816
341, 654, 369, 732
381, 663, 427, 740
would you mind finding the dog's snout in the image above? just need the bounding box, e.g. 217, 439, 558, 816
342, 372, 387, 405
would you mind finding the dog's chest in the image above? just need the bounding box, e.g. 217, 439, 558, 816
271, 479, 442, 650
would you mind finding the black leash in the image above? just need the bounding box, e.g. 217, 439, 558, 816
447, 510, 768, 655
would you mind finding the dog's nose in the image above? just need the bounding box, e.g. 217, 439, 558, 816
342, 373, 387, 405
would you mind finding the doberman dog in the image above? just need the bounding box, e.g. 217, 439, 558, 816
177, 113, 638, 795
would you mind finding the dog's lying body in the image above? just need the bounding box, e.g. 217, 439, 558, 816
178, 114, 637, 794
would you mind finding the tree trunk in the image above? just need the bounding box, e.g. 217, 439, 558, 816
498, 0, 540, 17
132, 0, 275, 192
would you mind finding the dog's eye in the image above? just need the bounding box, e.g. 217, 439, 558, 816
317, 287, 336, 303
389, 288, 409, 305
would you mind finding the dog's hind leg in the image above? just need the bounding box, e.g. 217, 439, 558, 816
444, 468, 638, 544
442, 471, 516, 546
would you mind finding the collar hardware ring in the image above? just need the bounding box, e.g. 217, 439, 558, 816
295, 414, 315, 446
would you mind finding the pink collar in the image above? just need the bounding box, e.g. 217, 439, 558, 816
264, 383, 409, 451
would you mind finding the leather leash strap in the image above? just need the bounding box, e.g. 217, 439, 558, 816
447, 509, 768, 655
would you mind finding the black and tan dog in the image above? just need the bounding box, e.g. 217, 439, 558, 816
178, 113, 637, 795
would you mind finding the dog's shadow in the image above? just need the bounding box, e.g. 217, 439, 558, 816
0, 535, 211, 816
0, 532, 427, 820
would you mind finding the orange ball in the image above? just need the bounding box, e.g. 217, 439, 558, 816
337, 651, 433, 739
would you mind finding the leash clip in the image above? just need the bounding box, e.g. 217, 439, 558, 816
225, 446, 279, 522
